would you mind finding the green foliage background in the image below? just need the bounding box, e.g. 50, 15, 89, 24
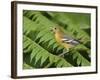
23, 10, 91, 69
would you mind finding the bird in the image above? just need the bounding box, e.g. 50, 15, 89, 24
51, 26, 79, 56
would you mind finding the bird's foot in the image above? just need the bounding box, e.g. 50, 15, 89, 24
58, 52, 67, 57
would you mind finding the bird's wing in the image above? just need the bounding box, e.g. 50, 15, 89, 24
61, 35, 79, 45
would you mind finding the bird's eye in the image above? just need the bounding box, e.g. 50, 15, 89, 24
54, 28, 56, 30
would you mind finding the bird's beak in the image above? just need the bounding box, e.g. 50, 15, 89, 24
50, 29, 53, 32
50, 27, 55, 34
50, 27, 53, 32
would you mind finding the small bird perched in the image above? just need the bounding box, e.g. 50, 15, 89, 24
51, 26, 79, 56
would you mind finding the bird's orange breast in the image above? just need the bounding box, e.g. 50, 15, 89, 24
55, 32, 62, 44
55, 32, 74, 49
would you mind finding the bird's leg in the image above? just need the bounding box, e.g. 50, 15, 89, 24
58, 48, 69, 57
58, 52, 66, 57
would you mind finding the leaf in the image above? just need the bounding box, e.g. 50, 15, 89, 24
23, 62, 33, 69
23, 35, 72, 68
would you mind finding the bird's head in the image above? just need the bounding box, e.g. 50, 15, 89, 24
50, 27, 60, 33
